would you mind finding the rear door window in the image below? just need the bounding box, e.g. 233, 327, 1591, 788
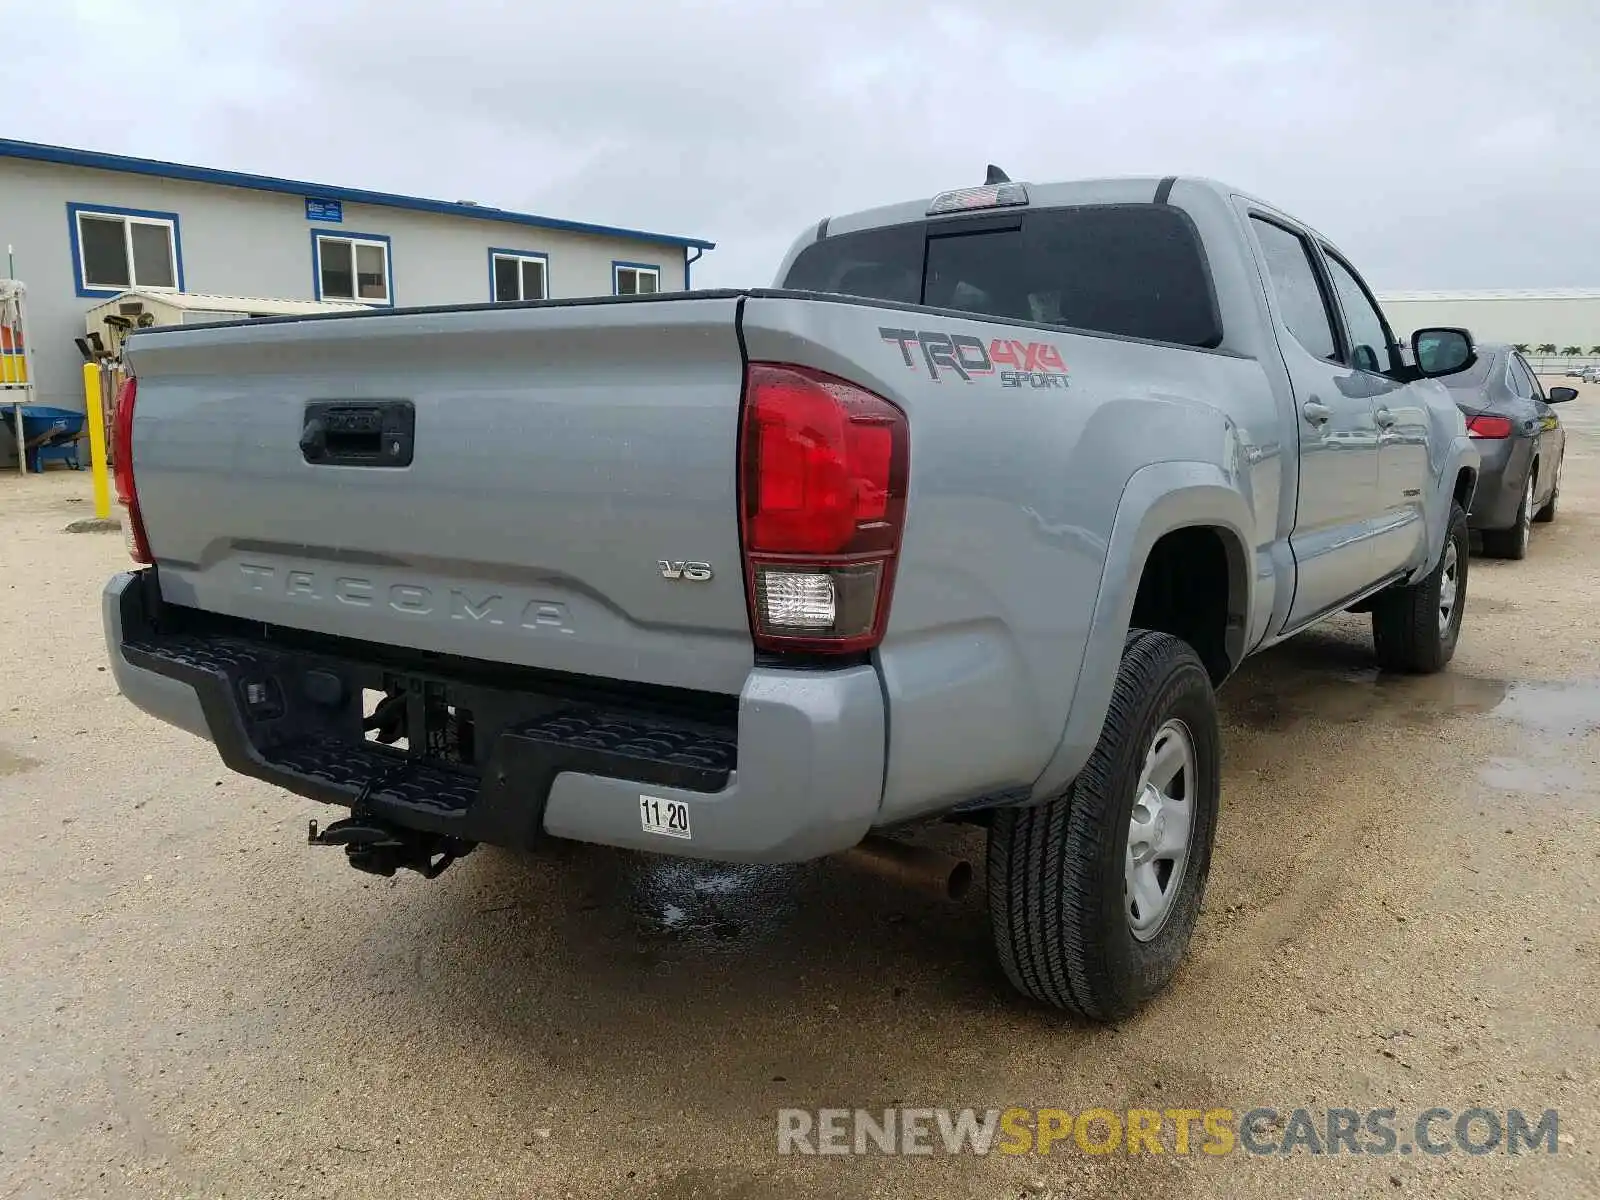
1248, 217, 1338, 363
1510, 354, 1543, 400
1322, 250, 1397, 375
782, 205, 1222, 349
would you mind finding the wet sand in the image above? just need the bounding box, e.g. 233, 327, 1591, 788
2, 385, 1597, 1198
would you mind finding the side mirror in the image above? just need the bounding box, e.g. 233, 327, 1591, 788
1412, 327, 1476, 377
1548, 386, 1578, 404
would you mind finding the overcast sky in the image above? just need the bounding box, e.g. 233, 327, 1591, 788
6, 0, 1597, 290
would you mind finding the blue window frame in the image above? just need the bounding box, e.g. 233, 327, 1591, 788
488, 247, 549, 302
613, 260, 661, 296
311, 228, 393, 305
67, 202, 184, 298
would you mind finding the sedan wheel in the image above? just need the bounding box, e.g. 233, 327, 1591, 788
1480, 469, 1534, 560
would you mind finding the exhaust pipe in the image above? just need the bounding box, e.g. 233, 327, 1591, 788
838, 835, 973, 901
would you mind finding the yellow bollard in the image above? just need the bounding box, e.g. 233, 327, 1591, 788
82, 361, 111, 519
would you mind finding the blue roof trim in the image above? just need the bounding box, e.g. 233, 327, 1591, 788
1, 137, 716, 251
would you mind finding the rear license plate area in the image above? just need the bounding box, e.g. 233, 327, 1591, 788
362, 674, 476, 768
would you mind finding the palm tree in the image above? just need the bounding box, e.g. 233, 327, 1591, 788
1538, 343, 1558, 355
1513, 343, 1530, 353
1562, 346, 1584, 357
1588, 345, 1600, 355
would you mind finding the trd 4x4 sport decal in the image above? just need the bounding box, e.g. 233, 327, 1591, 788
879, 327, 1070, 389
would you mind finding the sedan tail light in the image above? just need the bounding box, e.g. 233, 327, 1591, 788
1466, 414, 1512, 439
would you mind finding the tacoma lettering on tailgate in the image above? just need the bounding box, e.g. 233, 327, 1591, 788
236, 563, 573, 633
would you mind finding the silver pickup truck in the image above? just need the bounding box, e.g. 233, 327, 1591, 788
103, 172, 1480, 1020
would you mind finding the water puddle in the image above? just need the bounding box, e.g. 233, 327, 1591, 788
1226, 669, 1508, 733
0, 745, 39, 777
1478, 757, 1587, 794
623, 857, 806, 949
1491, 679, 1600, 738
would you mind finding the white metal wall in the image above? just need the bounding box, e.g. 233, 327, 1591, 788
1379, 294, 1600, 370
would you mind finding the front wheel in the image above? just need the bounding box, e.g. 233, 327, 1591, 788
987, 629, 1220, 1021
1371, 502, 1469, 673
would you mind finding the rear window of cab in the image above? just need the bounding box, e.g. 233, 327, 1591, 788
782, 204, 1223, 350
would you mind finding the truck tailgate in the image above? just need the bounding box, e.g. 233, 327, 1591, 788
124, 295, 754, 695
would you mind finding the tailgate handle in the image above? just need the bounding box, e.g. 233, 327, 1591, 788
301, 401, 415, 467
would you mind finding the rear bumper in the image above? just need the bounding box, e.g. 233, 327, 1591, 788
1465, 438, 1529, 531
103, 570, 884, 863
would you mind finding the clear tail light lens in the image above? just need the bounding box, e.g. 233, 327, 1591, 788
739, 363, 908, 654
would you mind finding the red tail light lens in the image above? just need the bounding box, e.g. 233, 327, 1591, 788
739, 363, 908, 653
1466, 414, 1512, 439
111, 375, 152, 564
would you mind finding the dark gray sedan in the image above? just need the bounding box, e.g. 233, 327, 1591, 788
1437, 342, 1577, 558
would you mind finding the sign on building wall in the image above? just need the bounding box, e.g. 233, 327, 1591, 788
304, 197, 343, 223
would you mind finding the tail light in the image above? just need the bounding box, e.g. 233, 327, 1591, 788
738, 363, 908, 654
111, 375, 152, 563
1466, 414, 1512, 439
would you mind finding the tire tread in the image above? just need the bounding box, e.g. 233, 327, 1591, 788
989, 630, 1215, 1020
1372, 503, 1469, 673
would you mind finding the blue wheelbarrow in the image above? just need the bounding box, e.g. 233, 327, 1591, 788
4, 405, 87, 472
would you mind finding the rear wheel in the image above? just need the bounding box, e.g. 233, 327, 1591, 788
1533, 454, 1561, 524
1480, 468, 1534, 559
987, 630, 1220, 1021
1372, 502, 1469, 673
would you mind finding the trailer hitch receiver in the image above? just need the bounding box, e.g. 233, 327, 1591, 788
308, 816, 473, 879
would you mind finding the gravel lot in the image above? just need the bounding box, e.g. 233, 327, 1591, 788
3, 386, 1599, 1199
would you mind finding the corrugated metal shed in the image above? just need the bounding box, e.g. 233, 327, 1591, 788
87, 290, 368, 318
84, 291, 371, 358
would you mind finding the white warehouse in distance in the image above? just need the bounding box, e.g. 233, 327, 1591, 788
1378, 289, 1600, 368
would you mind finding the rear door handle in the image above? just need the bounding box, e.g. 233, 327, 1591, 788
1374, 407, 1397, 429
1301, 400, 1331, 426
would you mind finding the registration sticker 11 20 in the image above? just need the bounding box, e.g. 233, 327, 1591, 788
640, 795, 691, 839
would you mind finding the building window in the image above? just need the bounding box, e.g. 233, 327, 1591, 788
490, 250, 548, 302
68, 203, 182, 296
314, 232, 391, 303
613, 262, 660, 296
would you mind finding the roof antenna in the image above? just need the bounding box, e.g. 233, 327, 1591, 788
985, 164, 1010, 185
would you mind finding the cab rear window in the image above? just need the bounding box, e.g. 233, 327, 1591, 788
782, 204, 1222, 349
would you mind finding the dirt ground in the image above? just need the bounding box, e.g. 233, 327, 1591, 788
3, 385, 1599, 1200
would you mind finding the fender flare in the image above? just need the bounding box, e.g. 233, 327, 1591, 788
1028, 460, 1255, 802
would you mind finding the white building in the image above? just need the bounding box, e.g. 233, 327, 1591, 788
0, 137, 715, 463
1378, 289, 1600, 371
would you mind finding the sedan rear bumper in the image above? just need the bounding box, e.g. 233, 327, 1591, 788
1465, 436, 1533, 531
